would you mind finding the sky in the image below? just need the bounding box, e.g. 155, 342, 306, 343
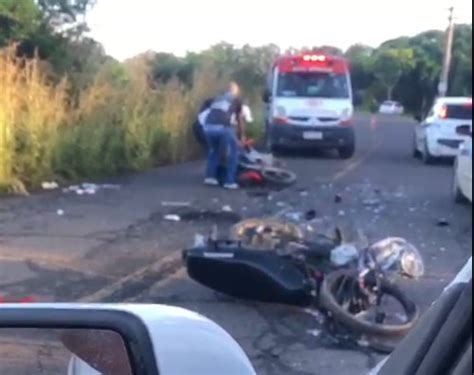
87, 0, 472, 61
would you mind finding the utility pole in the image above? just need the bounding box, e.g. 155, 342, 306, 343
438, 6, 455, 97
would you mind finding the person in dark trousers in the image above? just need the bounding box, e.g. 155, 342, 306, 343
202, 82, 244, 190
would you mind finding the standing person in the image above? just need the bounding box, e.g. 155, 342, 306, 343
202, 82, 244, 190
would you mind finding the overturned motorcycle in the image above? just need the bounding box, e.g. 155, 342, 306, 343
183, 219, 424, 353
217, 140, 297, 188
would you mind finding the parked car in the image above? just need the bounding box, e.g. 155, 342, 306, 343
414, 97, 473, 164
379, 101, 404, 115
453, 136, 472, 203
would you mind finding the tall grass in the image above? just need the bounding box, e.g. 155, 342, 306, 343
0, 46, 223, 193
0, 47, 67, 193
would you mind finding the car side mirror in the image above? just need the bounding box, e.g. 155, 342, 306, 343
262, 89, 272, 104
0, 304, 256, 375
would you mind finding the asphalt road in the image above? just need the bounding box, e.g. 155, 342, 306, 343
0, 113, 472, 374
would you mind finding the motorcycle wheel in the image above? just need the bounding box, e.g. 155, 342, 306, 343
319, 269, 419, 338
261, 167, 297, 187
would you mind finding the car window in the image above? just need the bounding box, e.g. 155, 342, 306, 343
444, 104, 473, 120
0, 328, 133, 375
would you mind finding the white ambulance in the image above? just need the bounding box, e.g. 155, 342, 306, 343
263, 54, 355, 158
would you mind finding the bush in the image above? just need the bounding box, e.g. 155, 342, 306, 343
0, 46, 224, 193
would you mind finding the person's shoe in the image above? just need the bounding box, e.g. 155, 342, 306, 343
204, 178, 219, 186
223, 183, 239, 190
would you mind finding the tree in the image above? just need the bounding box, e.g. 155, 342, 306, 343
0, 0, 41, 46
449, 24, 472, 96
372, 48, 414, 100
311, 45, 344, 56
345, 44, 374, 97
37, 0, 96, 36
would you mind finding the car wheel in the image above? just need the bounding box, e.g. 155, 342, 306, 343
453, 162, 467, 204
339, 143, 355, 159
422, 140, 436, 165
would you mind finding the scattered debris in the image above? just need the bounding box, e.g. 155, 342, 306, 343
222, 205, 233, 213
276, 201, 286, 207
63, 183, 121, 195
330, 244, 359, 266
162, 201, 192, 208
300, 190, 309, 197
284, 211, 304, 222
164, 214, 181, 222
334, 194, 343, 204
56, 209, 65, 216
305, 210, 317, 221
436, 219, 451, 227
338, 210, 346, 217
307, 329, 322, 338
363, 199, 382, 207
42, 181, 59, 190
303, 309, 326, 325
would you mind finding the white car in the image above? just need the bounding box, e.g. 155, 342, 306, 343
379, 101, 404, 115
414, 97, 473, 164
453, 137, 472, 203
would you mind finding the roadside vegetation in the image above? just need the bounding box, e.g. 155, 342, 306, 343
0, 0, 472, 193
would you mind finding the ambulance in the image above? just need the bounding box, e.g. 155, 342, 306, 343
263, 54, 355, 158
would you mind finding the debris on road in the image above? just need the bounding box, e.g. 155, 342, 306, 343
63, 183, 121, 195
284, 211, 304, 222
331, 244, 359, 266
161, 201, 192, 208
303, 309, 326, 325
56, 209, 65, 216
305, 210, 317, 221
222, 205, 233, 213
41, 181, 59, 190
363, 199, 382, 207
307, 329, 322, 338
164, 214, 181, 222
334, 194, 343, 204
436, 218, 451, 227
